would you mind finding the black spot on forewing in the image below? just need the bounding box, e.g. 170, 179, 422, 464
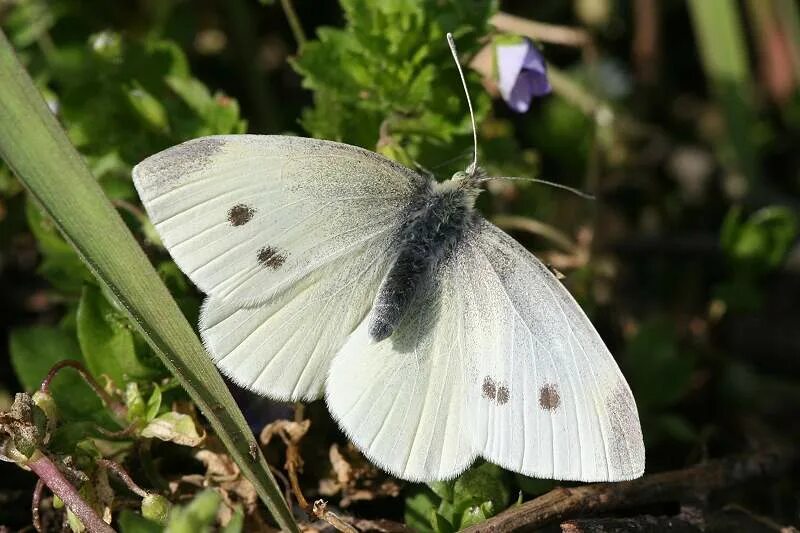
482, 377, 497, 400
496, 385, 510, 405
482, 376, 510, 406
257, 246, 287, 269
538, 384, 560, 411
228, 204, 256, 226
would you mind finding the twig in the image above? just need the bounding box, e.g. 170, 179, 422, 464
261, 414, 356, 533
97, 458, 148, 498
462, 448, 795, 532
490, 12, 592, 48
313, 500, 358, 533
561, 515, 702, 532
111, 199, 145, 221
39, 360, 127, 419
32, 479, 44, 533
27, 453, 114, 533
280, 0, 307, 49
492, 214, 579, 254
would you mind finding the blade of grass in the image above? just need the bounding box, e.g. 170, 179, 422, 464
0, 30, 297, 532
688, 0, 760, 189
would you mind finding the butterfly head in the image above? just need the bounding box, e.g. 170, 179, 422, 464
450, 166, 487, 197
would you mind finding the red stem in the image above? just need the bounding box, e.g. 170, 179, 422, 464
40, 360, 127, 420
27, 453, 115, 533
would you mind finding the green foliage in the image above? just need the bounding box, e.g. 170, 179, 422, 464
717, 205, 798, 310
721, 206, 797, 271
2, 0, 800, 530
9, 326, 105, 421
77, 284, 167, 385
293, 0, 497, 165
405, 463, 510, 531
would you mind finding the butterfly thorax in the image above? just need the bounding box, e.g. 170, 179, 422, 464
368, 178, 479, 342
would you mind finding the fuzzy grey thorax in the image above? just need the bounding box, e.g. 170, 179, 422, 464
367, 168, 484, 342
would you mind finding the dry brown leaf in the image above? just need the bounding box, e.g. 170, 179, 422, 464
319, 443, 401, 507
260, 418, 311, 447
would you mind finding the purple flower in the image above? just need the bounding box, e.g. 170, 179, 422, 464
496, 38, 551, 113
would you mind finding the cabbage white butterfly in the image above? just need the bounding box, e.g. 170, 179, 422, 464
132, 34, 644, 482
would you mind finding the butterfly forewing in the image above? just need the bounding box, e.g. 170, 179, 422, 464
132, 135, 425, 306
134, 135, 425, 400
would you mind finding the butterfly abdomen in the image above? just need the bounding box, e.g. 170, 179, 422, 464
368, 181, 476, 342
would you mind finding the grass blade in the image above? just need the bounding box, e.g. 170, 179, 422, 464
0, 29, 297, 532
688, 0, 760, 188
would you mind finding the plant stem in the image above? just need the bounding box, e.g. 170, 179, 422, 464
97, 459, 148, 498
27, 453, 115, 533
40, 360, 127, 420
0, 29, 297, 532
280, 0, 307, 49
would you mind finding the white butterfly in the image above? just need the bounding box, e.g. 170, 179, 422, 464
131, 35, 644, 483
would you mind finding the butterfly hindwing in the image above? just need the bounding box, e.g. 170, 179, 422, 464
326, 218, 644, 482
200, 235, 392, 400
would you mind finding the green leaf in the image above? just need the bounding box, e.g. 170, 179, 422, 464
77, 283, 166, 385
688, 0, 760, 185
165, 489, 220, 533
431, 511, 455, 533
126, 82, 170, 134
26, 199, 89, 294
452, 463, 510, 517
119, 509, 164, 533
125, 382, 147, 422
146, 385, 163, 422
721, 205, 798, 270
428, 480, 455, 501
459, 503, 491, 529
404, 488, 439, 533
9, 326, 105, 421
141, 411, 204, 447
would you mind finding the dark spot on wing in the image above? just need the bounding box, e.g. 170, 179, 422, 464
482, 376, 496, 400
539, 384, 560, 411
228, 204, 256, 226
257, 246, 287, 269
482, 377, 510, 406
496, 385, 510, 405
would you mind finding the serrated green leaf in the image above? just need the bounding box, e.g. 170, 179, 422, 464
452, 463, 510, 517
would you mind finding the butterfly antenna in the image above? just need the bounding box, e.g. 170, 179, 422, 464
483, 176, 596, 200
446, 32, 478, 175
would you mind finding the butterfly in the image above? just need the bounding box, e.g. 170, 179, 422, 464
132, 35, 644, 483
